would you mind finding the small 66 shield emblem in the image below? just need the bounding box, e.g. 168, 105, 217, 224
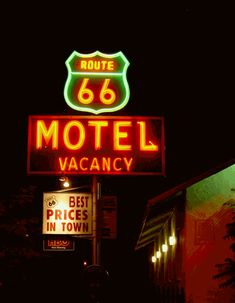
64, 51, 130, 115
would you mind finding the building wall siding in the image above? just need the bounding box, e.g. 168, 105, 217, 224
185, 165, 235, 302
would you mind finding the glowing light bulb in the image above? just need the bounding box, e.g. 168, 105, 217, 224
169, 236, 176, 246
156, 251, 161, 258
162, 244, 168, 252
151, 256, 157, 263
63, 180, 70, 188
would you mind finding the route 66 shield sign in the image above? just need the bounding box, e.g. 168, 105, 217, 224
64, 51, 130, 115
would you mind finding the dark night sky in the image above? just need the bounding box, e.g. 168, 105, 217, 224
0, 3, 234, 283
2, 4, 234, 186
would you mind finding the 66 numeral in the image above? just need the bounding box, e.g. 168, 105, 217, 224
77, 78, 116, 105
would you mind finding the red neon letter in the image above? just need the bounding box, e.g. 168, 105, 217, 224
88, 120, 108, 150
63, 121, 85, 150
113, 121, 132, 151
36, 120, 58, 149
137, 121, 159, 151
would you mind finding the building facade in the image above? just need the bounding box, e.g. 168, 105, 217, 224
136, 161, 235, 302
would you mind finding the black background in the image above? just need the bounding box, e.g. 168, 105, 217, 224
0, 2, 234, 300
1, 3, 234, 188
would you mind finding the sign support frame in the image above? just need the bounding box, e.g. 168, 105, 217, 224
92, 175, 101, 265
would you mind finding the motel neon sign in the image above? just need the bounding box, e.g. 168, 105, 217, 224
27, 115, 165, 176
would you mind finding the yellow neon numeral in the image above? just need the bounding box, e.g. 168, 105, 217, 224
100, 79, 116, 105
77, 78, 116, 105
77, 78, 94, 104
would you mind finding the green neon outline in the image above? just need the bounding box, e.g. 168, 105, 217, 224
64, 50, 130, 115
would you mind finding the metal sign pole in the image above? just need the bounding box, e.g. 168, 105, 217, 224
97, 181, 101, 264
92, 175, 101, 265
92, 175, 97, 264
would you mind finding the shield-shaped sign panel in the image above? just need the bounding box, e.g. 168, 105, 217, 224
64, 51, 130, 115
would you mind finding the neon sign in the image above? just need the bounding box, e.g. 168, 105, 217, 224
64, 51, 130, 114
27, 115, 165, 176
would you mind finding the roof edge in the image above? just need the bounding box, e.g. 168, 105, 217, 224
148, 158, 235, 207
